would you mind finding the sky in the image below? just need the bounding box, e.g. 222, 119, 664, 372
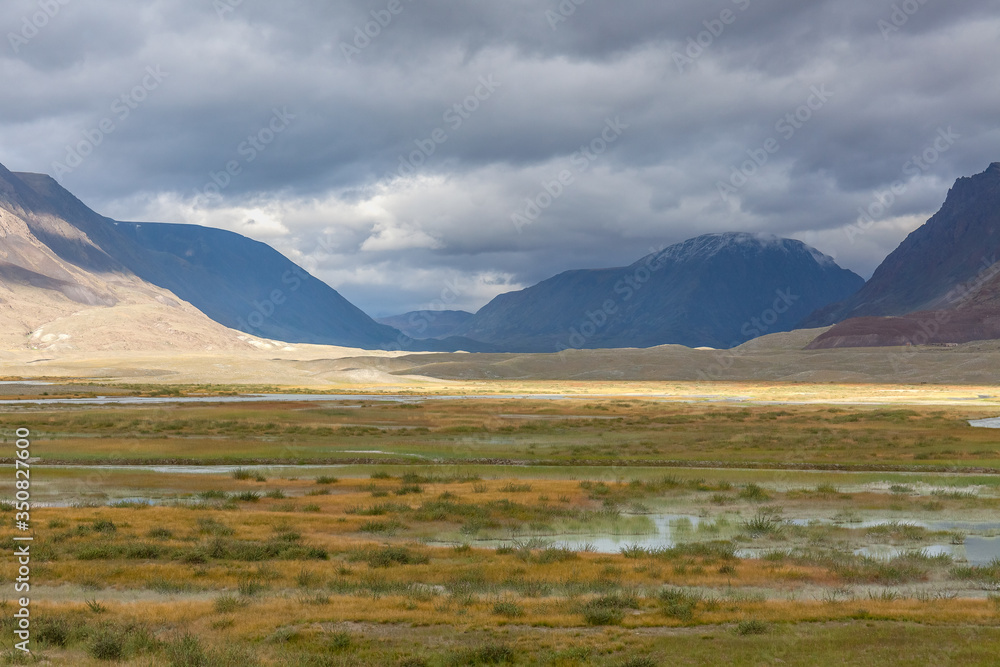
2, 0, 999, 317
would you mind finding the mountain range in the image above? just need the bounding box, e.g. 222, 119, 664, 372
448, 233, 863, 351
4, 158, 1000, 354
376, 310, 473, 340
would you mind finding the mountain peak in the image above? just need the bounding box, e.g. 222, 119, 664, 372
652, 232, 835, 268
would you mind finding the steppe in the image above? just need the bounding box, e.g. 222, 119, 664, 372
1, 335, 999, 665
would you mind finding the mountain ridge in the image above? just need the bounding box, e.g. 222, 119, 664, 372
805, 162, 1000, 349
452, 232, 864, 351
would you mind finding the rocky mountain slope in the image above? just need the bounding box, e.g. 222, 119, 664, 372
806, 163, 1000, 325
806, 163, 1000, 349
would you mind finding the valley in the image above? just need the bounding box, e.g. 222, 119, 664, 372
3, 382, 1000, 665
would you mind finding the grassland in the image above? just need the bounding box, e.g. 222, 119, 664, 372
2, 397, 999, 469
2, 385, 999, 665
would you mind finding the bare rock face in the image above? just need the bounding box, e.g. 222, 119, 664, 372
805, 163, 1000, 326
805, 163, 1000, 349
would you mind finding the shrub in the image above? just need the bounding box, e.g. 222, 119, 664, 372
214, 594, 245, 613
359, 520, 403, 534
499, 482, 532, 493
492, 601, 524, 618
237, 575, 267, 597
35, 616, 72, 647
328, 631, 352, 650
89, 631, 124, 660
618, 659, 659, 667
459, 642, 516, 665
658, 588, 701, 621
736, 619, 768, 635
316, 476, 338, 484
92, 519, 117, 534
583, 606, 624, 626
86, 599, 107, 613
738, 484, 771, 502
164, 633, 207, 667
197, 518, 234, 536
741, 512, 782, 537
352, 546, 429, 568
232, 468, 253, 480
124, 543, 162, 559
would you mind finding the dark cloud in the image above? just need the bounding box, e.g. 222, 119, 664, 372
2, 0, 999, 316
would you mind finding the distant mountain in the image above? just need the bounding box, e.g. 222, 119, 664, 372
377, 310, 473, 339
452, 233, 864, 351
806, 163, 1000, 349
1, 164, 406, 350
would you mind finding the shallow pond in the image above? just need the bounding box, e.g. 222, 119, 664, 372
448, 512, 1000, 565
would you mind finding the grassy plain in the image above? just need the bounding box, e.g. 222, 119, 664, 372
1, 383, 999, 665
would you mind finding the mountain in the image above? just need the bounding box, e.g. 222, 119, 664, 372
0, 163, 267, 352
110, 220, 402, 348
805, 163, 1000, 349
452, 233, 864, 352
2, 165, 408, 350
377, 310, 473, 340
805, 163, 1000, 325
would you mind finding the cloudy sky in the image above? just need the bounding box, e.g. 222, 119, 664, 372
3, 0, 999, 317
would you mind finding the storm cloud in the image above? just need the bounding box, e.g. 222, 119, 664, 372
2, 0, 999, 316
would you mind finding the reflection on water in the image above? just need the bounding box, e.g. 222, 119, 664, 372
854, 537, 1000, 566
451, 512, 1000, 565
